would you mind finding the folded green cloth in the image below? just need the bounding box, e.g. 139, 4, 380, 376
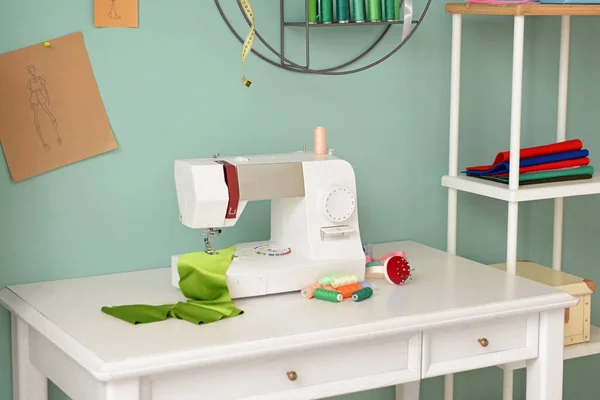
482, 166, 594, 184
101, 245, 243, 325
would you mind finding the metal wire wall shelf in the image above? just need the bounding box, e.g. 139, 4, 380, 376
215, 0, 432, 75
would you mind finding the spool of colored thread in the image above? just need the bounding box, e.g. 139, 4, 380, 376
322, 285, 336, 291
321, 0, 333, 23
330, 274, 358, 288
308, 0, 318, 23
395, 0, 401, 20
352, 287, 373, 302
336, 283, 363, 299
358, 281, 373, 289
384, 0, 395, 21
301, 283, 322, 299
351, 0, 365, 22
314, 126, 327, 155
368, 0, 381, 21
314, 288, 343, 303
318, 273, 342, 286
336, 0, 350, 22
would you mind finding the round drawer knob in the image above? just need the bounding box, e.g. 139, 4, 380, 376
287, 371, 297, 381
478, 338, 489, 347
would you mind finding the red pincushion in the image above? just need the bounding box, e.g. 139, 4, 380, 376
384, 256, 411, 285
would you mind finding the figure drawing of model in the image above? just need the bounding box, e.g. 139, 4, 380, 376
109, 0, 121, 19
26, 65, 61, 151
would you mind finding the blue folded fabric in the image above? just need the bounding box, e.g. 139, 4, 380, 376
464, 149, 589, 177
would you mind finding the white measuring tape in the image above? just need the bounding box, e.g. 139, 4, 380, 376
240, 0, 255, 87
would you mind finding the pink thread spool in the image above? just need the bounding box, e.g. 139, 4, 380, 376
301, 283, 322, 299
314, 126, 327, 155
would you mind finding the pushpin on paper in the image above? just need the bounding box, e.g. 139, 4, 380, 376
43, 41, 51, 48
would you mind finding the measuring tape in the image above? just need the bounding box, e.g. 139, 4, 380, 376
240, 0, 255, 87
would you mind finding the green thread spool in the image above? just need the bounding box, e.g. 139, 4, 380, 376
352, 287, 373, 302
395, 0, 400, 20
336, 0, 350, 22
309, 0, 318, 23
367, 0, 381, 21
314, 288, 343, 303
321, 0, 333, 23
384, 0, 395, 21
351, 0, 365, 22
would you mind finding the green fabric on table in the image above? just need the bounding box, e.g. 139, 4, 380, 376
101, 245, 243, 325
484, 165, 594, 184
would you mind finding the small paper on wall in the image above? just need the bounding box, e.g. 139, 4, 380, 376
95, 0, 138, 28
0, 32, 118, 182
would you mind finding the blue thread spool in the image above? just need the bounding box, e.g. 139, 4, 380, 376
358, 281, 373, 289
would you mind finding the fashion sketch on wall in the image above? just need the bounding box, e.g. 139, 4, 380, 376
108, 0, 121, 19
27, 65, 62, 151
95, 0, 138, 27
0, 32, 118, 182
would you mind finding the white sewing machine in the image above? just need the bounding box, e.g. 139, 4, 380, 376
171, 151, 365, 299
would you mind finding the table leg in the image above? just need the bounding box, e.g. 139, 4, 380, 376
395, 381, 420, 400
526, 309, 565, 400
503, 366, 514, 400
105, 379, 141, 400
12, 314, 48, 400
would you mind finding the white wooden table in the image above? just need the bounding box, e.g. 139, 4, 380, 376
0, 241, 577, 400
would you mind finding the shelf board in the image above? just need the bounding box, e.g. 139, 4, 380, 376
283, 20, 416, 27
500, 325, 600, 370
441, 174, 600, 202
445, 2, 600, 16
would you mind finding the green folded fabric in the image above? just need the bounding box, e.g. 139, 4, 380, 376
101, 245, 243, 325
512, 174, 592, 186
482, 166, 594, 184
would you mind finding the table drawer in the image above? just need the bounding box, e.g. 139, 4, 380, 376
150, 331, 421, 400
422, 314, 539, 378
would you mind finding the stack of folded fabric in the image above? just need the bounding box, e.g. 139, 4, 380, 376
463, 139, 594, 186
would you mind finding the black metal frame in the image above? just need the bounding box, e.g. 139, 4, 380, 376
214, 0, 432, 75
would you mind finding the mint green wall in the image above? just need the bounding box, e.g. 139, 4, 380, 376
1, 1, 599, 399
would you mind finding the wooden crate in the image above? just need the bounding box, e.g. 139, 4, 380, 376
489, 261, 594, 346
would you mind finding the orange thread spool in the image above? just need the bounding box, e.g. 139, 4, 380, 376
336, 283, 363, 299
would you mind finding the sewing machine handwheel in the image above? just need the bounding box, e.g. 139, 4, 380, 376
324, 187, 356, 223
384, 256, 411, 285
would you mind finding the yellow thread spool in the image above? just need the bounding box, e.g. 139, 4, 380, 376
330, 274, 358, 288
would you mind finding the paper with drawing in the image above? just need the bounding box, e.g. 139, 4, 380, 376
0, 32, 117, 182
95, 0, 139, 27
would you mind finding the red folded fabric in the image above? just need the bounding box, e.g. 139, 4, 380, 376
491, 157, 589, 177
467, 139, 583, 171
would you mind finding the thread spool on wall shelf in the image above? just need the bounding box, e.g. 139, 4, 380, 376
215, 0, 432, 75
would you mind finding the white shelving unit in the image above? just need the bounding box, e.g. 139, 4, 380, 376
444, 3, 600, 400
